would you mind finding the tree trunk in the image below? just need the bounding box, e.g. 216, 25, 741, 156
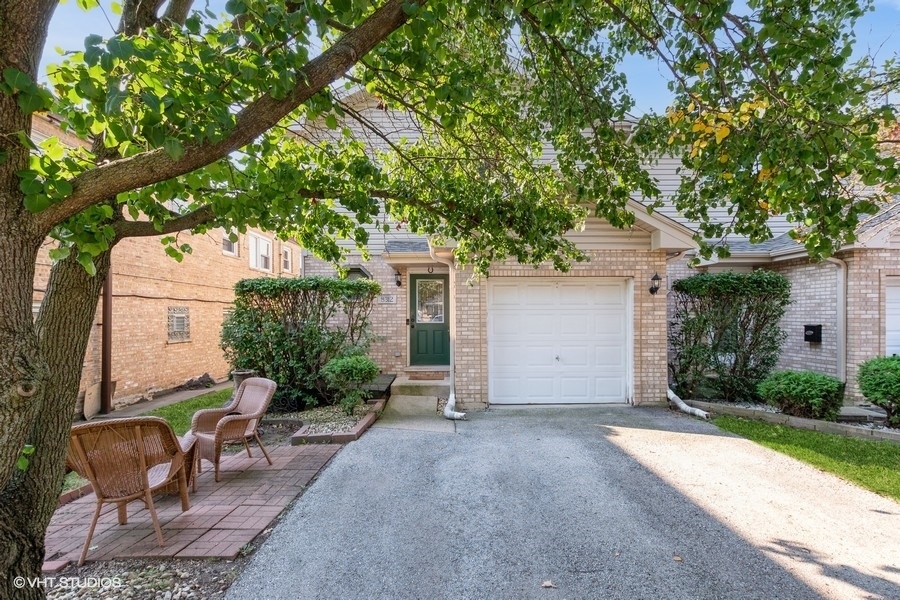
0, 248, 110, 598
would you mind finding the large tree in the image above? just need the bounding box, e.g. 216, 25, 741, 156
0, 0, 896, 593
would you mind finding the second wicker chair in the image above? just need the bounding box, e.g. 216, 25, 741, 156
190, 377, 277, 482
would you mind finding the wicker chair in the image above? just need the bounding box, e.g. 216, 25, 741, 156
191, 377, 276, 482
66, 417, 192, 566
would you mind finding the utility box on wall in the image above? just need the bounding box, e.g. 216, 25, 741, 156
804, 324, 822, 343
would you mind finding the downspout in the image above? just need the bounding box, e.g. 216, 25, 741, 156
663, 250, 706, 417
826, 257, 848, 383
428, 244, 466, 420
100, 271, 113, 414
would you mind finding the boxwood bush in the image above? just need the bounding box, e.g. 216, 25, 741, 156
857, 356, 900, 428
757, 370, 844, 421
321, 354, 380, 415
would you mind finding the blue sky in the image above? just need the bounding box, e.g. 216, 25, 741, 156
42, 0, 900, 115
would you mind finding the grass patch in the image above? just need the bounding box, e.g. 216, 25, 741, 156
714, 415, 900, 502
142, 388, 232, 435
61, 471, 88, 494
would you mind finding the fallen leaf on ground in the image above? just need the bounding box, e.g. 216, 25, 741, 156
541, 580, 557, 588
673, 555, 683, 562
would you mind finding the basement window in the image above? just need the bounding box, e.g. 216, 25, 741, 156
168, 307, 190, 343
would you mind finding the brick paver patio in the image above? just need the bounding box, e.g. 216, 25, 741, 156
44, 443, 341, 567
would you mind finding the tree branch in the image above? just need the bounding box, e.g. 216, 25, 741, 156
112, 204, 216, 238
36, 0, 424, 234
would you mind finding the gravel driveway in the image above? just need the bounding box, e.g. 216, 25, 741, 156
226, 405, 899, 600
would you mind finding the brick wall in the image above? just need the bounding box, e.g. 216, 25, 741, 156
666, 251, 900, 404
767, 258, 839, 377
34, 228, 302, 411
301, 254, 409, 373
842, 249, 900, 401
456, 250, 670, 410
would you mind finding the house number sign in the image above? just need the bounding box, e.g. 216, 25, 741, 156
378, 294, 397, 304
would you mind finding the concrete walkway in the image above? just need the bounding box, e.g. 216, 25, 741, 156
226, 405, 899, 600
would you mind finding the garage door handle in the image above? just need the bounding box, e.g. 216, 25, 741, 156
555, 355, 560, 361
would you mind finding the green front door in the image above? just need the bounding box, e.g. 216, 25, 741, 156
410, 274, 450, 365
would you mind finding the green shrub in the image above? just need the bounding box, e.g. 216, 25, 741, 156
221, 276, 380, 411
669, 270, 791, 402
321, 354, 379, 415
857, 356, 900, 428
757, 370, 844, 421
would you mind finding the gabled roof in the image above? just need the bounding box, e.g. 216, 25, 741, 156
701, 195, 900, 265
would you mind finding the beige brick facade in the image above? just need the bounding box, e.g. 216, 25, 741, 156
309, 250, 670, 410
767, 258, 839, 377
667, 248, 900, 404
454, 250, 670, 410
34, 228, 302, 411
301, 254, 411, 374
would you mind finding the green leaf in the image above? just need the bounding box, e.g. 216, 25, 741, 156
48, 247, 72, 262
3, 68, 32, 92
104, 84, 127, 114
77, 253, 98, 276
163, 138, 185, 161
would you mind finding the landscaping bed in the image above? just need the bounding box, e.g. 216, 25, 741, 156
684, 399, 899, 443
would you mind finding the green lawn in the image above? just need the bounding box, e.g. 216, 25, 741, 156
714, 415, 900, 502
142, 388, 232, 435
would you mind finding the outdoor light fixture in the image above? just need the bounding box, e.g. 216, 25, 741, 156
649, 272, 662, 295
395, 271, 402, 287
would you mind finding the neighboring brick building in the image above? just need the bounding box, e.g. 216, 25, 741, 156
31, 115, 303, 414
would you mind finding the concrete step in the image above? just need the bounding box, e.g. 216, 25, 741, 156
390, 374, 450, 398
837, 405, 887, 423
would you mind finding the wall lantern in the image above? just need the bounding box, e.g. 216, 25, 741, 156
649, 272, 662, 295
395, 271, 402, 287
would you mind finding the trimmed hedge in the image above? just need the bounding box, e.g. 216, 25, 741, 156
757, 370, 844, 421
221, 276, 381, 411
669, 270, 790, 402
858, 356, 900, 428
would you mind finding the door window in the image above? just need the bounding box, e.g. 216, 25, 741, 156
416, 279, 444, 323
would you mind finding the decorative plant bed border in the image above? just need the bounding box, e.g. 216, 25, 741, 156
58, 483, 93, 507
290, 399, 385, 445
686, 399, 900, 444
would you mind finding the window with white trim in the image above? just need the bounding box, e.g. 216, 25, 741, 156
222, 230, 239, 257
282, 246, 292, 273
248, 233, 272, 272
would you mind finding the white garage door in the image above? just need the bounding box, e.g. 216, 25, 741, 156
488, 278, 630, 404
886, 278, 900, 356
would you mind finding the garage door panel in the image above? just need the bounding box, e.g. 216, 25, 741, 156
560, 346, 590, 367
595, 315, 626, 335
490, 283, 523, 306
560, 377, 590, 401
557, 283, 592, 306
593, 283, 626, 305
559, 314, 589, 335
488, 277, 629, 405
525, 314, 558, 336
595, 346, 626, 368
523, 283, 557, 306
595, 377, 626, 400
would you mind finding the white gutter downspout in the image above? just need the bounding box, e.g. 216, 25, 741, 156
826, 257, 848, 383
663, 250, 708, 417
429, 244, 466, 420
